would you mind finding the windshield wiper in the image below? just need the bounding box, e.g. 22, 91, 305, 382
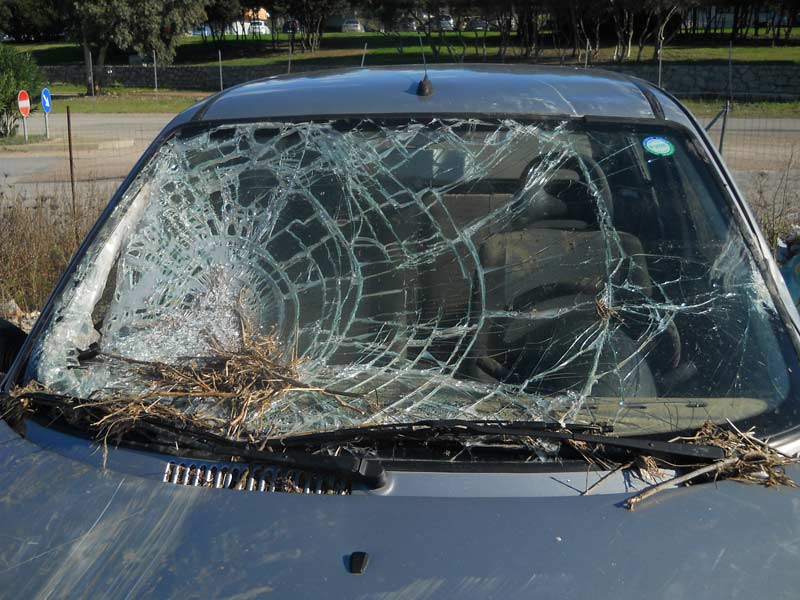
7, 391, 387, 487
272, 419, 725, 463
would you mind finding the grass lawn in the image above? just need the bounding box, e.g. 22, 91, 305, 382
682, 98, 800, 118
0, 133, 47, 146
12, 33, 800, 68
47, 88, 209, 113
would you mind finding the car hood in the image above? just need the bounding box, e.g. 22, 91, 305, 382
2, 421, 800, 599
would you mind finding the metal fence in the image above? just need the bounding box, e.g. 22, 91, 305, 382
681, 92, 800, 239
0, 109, 169, 210
2, 92, 800, 223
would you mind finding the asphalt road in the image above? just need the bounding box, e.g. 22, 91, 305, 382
0, 112, 172, 205
2, 113, 800, 205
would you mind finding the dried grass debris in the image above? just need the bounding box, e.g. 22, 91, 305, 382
10, 333, 366, 456
625, 420, 799, 510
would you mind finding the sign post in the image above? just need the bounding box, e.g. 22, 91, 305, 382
40, 87, 52, 139
17, 90, 30, 142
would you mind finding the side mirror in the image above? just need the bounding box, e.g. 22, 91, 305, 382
777, 233, 800, 308
0, 319, 27, 376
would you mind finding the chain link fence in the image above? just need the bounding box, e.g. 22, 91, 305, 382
2, 91, 800, 310
681, 92, 800, 246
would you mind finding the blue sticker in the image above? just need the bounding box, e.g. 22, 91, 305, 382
642, 136, 675, 157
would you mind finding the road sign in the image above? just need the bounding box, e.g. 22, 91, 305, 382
41, 88, 52, 114
17, 90, 30, 117
41, 87, 52, 139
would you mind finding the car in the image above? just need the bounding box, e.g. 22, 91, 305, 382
397, 17, 417, 31
250, 20, 270, 35
282, 18, 302, 34
430, 14, 454, 31
341, 18, 363, 33
465, 17, 489, 31
3, 65, 800, 598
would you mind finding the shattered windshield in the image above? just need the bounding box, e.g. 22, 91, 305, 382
23, 117, 800, 441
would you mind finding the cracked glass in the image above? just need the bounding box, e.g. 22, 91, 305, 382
24, 117, 800, 440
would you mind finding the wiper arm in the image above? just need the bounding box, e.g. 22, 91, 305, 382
273, 418, 725, 463
9, 391, 387, 487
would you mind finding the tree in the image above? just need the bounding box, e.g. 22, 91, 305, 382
0, 43, 43, 137
283, 0, 346, 53
127, 0, 205, 62
0, 0, 63, 41
204, 0, 242, 43
73, 0, 205, 94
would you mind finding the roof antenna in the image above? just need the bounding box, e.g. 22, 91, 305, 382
416, 34, 433, 96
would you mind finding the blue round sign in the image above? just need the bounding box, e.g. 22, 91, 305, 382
40, 88, 52, 114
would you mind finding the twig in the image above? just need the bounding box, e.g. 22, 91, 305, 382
583, 461, 632, 496
624, 456, 738, 510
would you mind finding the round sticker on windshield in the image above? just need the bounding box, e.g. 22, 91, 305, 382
642, 136, 675, 157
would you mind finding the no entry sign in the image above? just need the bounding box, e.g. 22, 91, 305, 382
17, 90, 30, 117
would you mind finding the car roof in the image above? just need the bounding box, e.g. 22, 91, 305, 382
182, 64, 690, 125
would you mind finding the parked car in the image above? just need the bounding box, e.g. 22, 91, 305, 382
282, 18, 302, 34
3, 65, 800, 598
465, 17, 490, 31
397, 17, 417, 31
250, 20, 270, 35
430, 14, 455, 31
341, 18, 363, 33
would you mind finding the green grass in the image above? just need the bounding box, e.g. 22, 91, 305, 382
0, 134, 47, 146
48, 89, 209, 113
7, 41, 84, 64
13, 33, 800, 68
682, 98, 800, 118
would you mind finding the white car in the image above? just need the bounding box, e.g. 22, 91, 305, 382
341, 18, 364, 33
251, 20, 270, 35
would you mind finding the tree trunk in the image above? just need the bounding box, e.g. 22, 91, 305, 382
81, 32, 94, 96
96, 44, 108, 92
570, 2, 580, 58
637, 11, 654, 62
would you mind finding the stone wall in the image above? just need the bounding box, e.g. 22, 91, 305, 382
41, 62, 800, 98
42, 63, 321, 92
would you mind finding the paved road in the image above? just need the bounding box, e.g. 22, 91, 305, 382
3, 113, 800, 205
1, 113, 172, 204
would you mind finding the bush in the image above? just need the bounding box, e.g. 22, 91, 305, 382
0, 192, 105, 311
0, 42, 44, 137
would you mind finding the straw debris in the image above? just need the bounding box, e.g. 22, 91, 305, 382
625, 420, 799, 510
10, 333, 366, 459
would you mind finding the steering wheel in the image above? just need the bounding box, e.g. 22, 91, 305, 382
470, 151, 682, 394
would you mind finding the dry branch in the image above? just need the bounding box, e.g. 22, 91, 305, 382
625, 421, 799, 510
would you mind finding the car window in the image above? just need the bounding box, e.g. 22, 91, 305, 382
26, 118, 800, 440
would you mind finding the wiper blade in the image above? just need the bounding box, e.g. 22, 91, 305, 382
274, 418, 725, 463
10, 391, 387, 487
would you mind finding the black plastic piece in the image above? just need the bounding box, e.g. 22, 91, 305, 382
417, 75, 433, 96
0, 319, 26, 375
348, 551, 369, 575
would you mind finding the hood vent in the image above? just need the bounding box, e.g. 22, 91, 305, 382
163, 462, 351, 495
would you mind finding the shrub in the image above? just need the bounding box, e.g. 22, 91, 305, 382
0, 191, 105, 311
0, 42, 44, 137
